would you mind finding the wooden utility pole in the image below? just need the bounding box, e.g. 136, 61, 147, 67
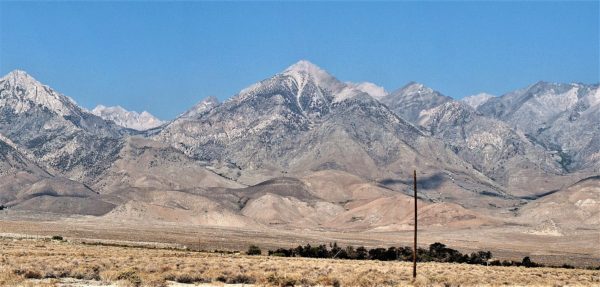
413, 169, 417, 278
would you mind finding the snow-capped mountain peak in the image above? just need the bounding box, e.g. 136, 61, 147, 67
284, 60, 327, 77
91, 105, 164, 131
2, 69, 47, 86
4, 69, 34, 84
282, 60, 344, 94
282, 60, 389, 104
234, 60, 347, 118
238, 60, 381, 107
0, 69, 79, 116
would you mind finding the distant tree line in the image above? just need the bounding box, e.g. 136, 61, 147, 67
264, 242, 549, 268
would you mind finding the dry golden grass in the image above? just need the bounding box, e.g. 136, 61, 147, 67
0, 237, 598, 287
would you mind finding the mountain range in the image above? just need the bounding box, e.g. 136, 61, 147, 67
0, 61, 598, 235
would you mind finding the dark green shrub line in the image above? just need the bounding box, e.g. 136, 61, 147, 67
265, 242, 584, 269
267, 242, 492, 264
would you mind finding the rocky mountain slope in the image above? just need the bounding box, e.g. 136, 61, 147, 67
92, 136, 243, 194
0, 135, 114, 216
377, 80, 598, 198
0, 70, 127, 184
477, 82, 600, 172
417, 101, 564, 197
178, 96, 220, 118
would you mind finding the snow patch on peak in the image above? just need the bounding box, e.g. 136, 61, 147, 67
2, 70, 52, 93
92, 105, 164, 131
3, 69, 32, 81
347, 82, 388, 100
282, 60, 343, 93
462, 93, 494, 109
333, 82, 387, 103
284, 60, 325, 75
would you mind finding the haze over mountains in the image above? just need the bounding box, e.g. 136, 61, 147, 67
0, 61, 598, 235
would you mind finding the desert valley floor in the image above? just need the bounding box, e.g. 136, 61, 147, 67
1, 212, 598, 268
1, 228, 599, 287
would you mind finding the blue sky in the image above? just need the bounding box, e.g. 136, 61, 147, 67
1, 1, 598, 119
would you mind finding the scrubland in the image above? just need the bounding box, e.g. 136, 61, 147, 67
1, 237, 599, 287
